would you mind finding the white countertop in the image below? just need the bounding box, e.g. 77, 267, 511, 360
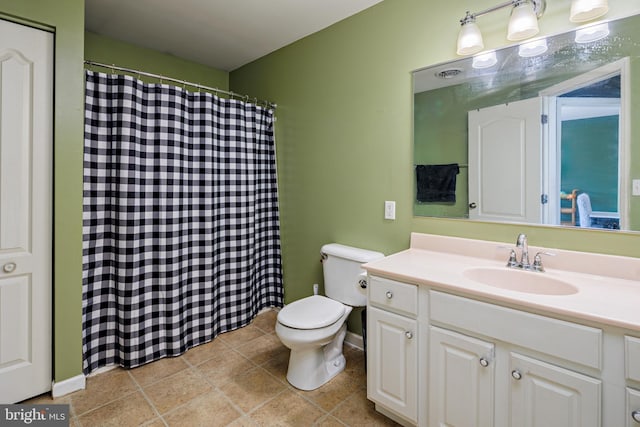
363, 233, 640, 332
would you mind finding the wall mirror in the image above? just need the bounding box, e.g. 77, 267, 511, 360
413, 13, 640, 232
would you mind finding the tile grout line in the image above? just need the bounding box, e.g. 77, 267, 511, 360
181, 352, 258, 423
72, 382, 140, 420
126, 369, 169, 427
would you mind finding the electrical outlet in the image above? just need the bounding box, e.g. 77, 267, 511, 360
384, 201, 396, 220
633, 179, 640, 196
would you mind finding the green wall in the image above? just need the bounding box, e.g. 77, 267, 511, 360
0, 0, 85, 382
84, 31, 229, 90
230, 1, 640, 334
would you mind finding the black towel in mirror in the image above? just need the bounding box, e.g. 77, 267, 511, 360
416, 164, 460, 203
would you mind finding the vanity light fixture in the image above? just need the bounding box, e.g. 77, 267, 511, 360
456, 0, 546, 56
507, 1, 540, 41
570, 0, 609, 23
457, 13, 484, 55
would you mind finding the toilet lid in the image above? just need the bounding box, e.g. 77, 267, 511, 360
277, 295, 346, 329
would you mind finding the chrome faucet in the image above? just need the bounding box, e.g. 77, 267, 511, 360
508, 233, 555, 272
515, 233, 530, 269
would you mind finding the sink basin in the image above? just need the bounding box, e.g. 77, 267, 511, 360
463, 267, 579, 296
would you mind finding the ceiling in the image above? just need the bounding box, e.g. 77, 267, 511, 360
85, 0, 383, 72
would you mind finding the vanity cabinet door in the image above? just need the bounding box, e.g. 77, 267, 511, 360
366, 306, 418, 423
626, 388, 640, 427
429, 326, 495, 427
510, 353, 601, 427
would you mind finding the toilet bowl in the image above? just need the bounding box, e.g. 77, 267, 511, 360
275, 295, 352, 390
275, 243, 384, 391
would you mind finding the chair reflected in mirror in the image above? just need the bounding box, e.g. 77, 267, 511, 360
576, 192, 620, 229
577, 192, 593, 228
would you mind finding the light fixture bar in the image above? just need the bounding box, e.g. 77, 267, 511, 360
460, 0, 546, 23
464, 0, 517, 21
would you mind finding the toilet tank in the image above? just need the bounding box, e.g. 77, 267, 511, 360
320, 243, 385, 307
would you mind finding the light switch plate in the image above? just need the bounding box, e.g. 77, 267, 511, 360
384, 201, 396, 220
633, 179, 640, 196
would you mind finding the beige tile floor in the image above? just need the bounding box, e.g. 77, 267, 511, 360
26, 309, 400, 427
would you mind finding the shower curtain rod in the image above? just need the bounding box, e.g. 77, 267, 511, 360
84, 60, 277, 110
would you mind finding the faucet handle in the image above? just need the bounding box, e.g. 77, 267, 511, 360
532, 251, 556, 272
506, 249, 519, 268
497, 246, 520, 268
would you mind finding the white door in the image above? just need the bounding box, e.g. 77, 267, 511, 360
510, 353, 601, 427
468, 98, 543, 224
0, 19, 53, 403
366, 306, 418, 424
429, 326, 495, 427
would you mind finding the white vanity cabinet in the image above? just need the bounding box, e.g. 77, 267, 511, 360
430, 290, 602, 427
363, 233, 640, 427
367, 276, 419, 424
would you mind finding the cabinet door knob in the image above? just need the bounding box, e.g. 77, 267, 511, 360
385, 291, 393, 299
3, 262, 16, 273
632, 410, 640, 423
479, 357, 489, 367
511, 370, 522, 380
405, 331, 413, 339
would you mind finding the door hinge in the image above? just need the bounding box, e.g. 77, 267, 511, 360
541, 114, 548, 124
541, 194, 548, 204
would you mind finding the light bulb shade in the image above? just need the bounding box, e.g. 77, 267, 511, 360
575, 22, 610, 43
570, 0, 609, 23
508, 2, 540, 41
457, 21, 484, 56
472, 51, 498, 69
518, 38, 548, 57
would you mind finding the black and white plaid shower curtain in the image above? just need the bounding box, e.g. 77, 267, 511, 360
82, 70, 284, 374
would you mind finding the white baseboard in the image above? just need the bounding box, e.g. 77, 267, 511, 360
51, 374, 85, 398
345, 331, 364, 350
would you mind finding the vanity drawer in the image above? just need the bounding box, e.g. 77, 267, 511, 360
430, 291, 602, 370
625, 336, 640, 382
369, 276, 418, 317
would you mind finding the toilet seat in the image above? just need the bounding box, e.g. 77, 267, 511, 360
277, 295, 346, 330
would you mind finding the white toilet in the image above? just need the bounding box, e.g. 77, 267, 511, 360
275, 243, 384, 390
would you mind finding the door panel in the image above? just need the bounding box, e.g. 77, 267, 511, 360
367, 306, 418, 423
469, 98, 542, 224
0, 19, 53, 403
429, 326, 495, 427
510, 353, 601, 427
